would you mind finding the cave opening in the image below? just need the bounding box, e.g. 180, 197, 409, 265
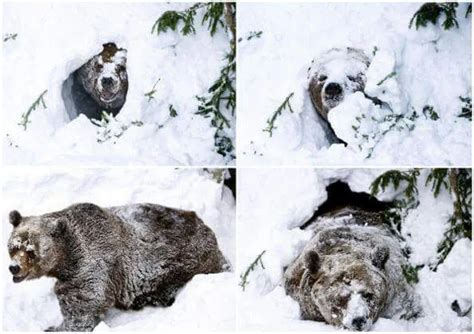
301, 181, 393, 229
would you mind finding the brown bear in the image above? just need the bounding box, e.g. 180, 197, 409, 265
283, 207, 421, 331
62, 43, 128, 121
307, 48, 370, 144
7, 203, 228, 331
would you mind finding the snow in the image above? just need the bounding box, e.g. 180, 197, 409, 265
238, 3, 471, 165
2, 168, 235, 331
237, 168, 471, 331
343, 293, 372, 330
3, 3, 234, 166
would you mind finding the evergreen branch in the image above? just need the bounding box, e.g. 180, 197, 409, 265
402, 264, 423, 284
195, 49, 236, 161
239, 250, 266, 291
19, 90, 48, 130
263, 92, 295, 137
409, 2, 459, 30
373, 169, 472, 273
195, 52, 235, 130
3, 33, 17, 42
169, 104, 178, 117
431, 169, 472, 270
202, 2, 225, 36
152, 2, 236, 162
377, 71, 396, 86
422, 105, 439, 120
144, 78, 161, 102
425, 168, 449, 197
238, 31, 263, 42
151, 3, 204, 36
92, 111, 144, 143
458, 96, 472, 121
370, 169, 420, 204
151, 2, 233, 38
359, 109, 418, 159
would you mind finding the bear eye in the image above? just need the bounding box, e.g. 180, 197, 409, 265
95, 63, 103, 71
117, 65, 126, 72
318, 75, 327, 82
26, 250, 35, 259
348, 75, 357, 82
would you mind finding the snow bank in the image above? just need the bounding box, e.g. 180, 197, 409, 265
238, 3, 471, 166
237, 168, 471, 331
3, 3, 234, 166
2, 168, 235, 330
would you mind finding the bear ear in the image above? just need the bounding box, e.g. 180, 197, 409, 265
47, 218, 66, 237
372, 245, 389, 269
304, 250, 320, 275
102, 42, 117, 51
9, 210, 22, 227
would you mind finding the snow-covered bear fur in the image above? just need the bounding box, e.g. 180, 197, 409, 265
7, 203, 228, 332
284, 207, 421, 331
308, 48, 370, 143
62, 42, 128, 121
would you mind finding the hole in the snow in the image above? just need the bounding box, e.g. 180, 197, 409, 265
301, 181, 393, 229
224, 168, 236, 198
61, 42, 128, 121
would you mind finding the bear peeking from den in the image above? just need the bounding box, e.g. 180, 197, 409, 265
62, 43, 128, 122
307, 48, 371, 145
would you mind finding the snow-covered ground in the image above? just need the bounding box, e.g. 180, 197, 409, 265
237, 168, 471, 331
237, 3, 472, 166
3, 3, 235, 166
2, 168, 236, 331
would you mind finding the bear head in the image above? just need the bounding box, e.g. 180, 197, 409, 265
7, 210, 65, 283
80, 42, 128, 110
308, 47, 370, 121
304, 245, 389, 331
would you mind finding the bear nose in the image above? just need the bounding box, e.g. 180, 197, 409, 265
101, 77, 114, 87
325, 82, 343, 96
9, 264, 20, 275
352, 317, 366, 330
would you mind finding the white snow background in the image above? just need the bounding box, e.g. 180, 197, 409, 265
237, 3, 472, 166
3, 3, 235, 166
237, 168, 471, 331
2, 168, 236, 331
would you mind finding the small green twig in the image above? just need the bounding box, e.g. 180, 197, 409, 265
263, 92, 295, 137
239, 250, 266, 291
169, 104, 178, 117
144, 78, 161, 102
19, 90, 48, 130
3, 33, 18, 42
377, 71, 396, 86
238, 30, 263, 42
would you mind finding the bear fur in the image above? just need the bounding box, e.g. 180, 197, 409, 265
7, 203, 228, 331
283, 207, 421, 331
307, 48, 370, 144
62, 43, 128, 121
